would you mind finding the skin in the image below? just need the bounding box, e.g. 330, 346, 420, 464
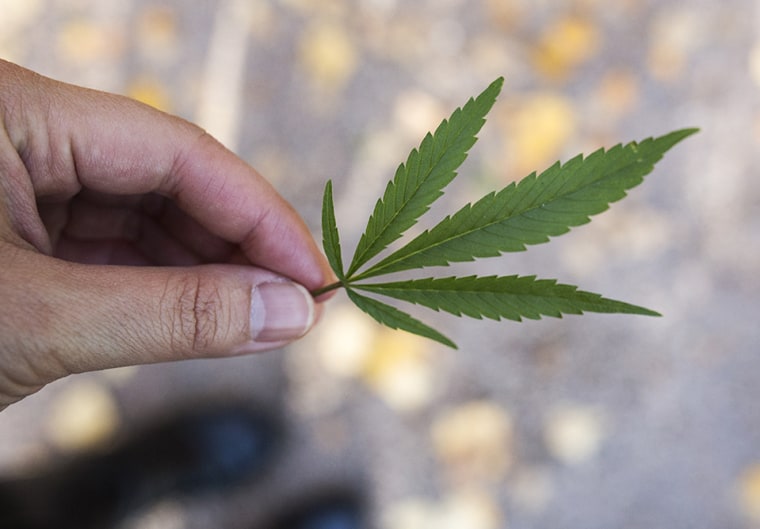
0, 60, 335, 409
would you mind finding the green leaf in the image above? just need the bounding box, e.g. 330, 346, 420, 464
321, 179, 345, 280
345, 287, 457, 348
355, 275, 660, 321
346, 77, 504, 276
356, 128, 698, 279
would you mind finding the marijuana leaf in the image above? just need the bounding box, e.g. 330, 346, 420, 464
346, 77, 504, 277
345, 288, 457, 348
354, 275, 660, 321
321, 179, 345, 280
355, 129, 696, 279
314, 77, 696, 348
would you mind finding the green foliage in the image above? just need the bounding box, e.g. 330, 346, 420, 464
316, 78, 697, 348
356, 276, 661, 321
346, 78, 504, 277
344, 288, 457, 348
321, 179, 344, 281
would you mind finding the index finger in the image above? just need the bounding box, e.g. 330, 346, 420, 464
6, 61, 332, 290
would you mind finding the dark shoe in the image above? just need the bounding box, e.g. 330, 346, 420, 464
0, 405, 280, 529
267, 490, 366, 529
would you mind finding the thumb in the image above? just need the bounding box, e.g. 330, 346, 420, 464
1, 251, 317, 398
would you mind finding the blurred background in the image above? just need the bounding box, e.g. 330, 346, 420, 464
1, 0, 759, 527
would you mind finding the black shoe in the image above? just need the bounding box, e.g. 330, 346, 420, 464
0, 405, 281, 529
267, 490, 365, 529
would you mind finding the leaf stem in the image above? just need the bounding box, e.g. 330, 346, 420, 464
310, 280, 345, 297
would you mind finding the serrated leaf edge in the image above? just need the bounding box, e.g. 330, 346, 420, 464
353, 274, 661, 322
354, 128, 698, 280
346, 77, 504, 276
321, 179, 345, 280
345, 287, 457, 348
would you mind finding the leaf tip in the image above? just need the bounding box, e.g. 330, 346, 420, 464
623, 304, 662, 318
321, 178, 345, 280
322, 179, 334, 201
672, 126, 700, 140
655, 127, 700, 151
484, 76, 505, 100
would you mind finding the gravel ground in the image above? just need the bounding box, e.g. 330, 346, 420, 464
1, 1, 759, 528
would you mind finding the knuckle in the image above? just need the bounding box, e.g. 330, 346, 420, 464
163, 274, 228, 355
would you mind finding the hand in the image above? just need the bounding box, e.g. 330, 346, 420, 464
0, 60, 334, 409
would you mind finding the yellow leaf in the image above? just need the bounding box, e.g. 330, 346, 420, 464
57, 19, 124, 63
595, 69, 640, 119
136, 6, 179, 62
431, 401, 513, 483
299, 21, 358, 91
126, 76, 172, 112
502, 93, 577, 177
361, 328, 434, 412
737, 464, 760, 522
45, 379, 120, 452
533, 16, 600, 81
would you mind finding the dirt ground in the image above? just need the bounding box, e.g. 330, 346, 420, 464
1, 1, 759, 528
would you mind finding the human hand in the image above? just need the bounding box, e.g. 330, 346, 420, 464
0, 60, 334, 409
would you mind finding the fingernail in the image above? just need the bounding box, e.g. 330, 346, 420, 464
250, 282, 315, 342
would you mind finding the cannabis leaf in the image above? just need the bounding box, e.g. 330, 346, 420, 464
344, 288, 457, 348
346, 77, 504, 277
321, 179, 344, 281
314, 78, 697, 348
355, 276, 661, 321
355, 129, 695, 279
